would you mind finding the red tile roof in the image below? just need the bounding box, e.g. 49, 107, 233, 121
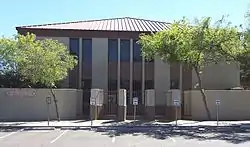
17, 17, 171, 32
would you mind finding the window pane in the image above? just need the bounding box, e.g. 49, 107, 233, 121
120, 39, 130, 62
82, 39, 92, 79
69, 38, 79, 88
108, 39, 118, 62
145, 61, 154, 89
69, 38, 79, 57
133, 40, 142, 62
82, 39, 92, 63
108, 39, 118, 92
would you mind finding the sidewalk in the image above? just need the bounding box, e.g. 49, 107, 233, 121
1, 120, 250, 128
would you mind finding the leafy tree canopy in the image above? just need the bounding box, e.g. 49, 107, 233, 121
138, 17, 243, 70
0, 33, 77, 88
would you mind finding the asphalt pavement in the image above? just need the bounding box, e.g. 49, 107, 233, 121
0, 128, 250, 147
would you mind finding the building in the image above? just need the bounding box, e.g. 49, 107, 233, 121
16, 17, 240, 119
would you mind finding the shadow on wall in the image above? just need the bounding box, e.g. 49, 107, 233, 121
92, 121, 250, 144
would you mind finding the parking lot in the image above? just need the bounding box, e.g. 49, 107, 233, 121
0, 128, 250, 147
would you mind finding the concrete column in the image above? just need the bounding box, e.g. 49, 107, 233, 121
145, 89, 155, 120
117, 89, 127, 121
90, 89, 104, 120
92, 38, 108, 91
117, 38, 121, 91
154, 57, 170, 117
79, 38, 83, 89
142, 56, 145, 104
129, 39, 133, 105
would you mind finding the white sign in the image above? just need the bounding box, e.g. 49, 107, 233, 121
173, 99, 180, 106
6, 89, 36, 97
90, 97, 96, 105
216, 100, 220, 105
133, 97, 138, 105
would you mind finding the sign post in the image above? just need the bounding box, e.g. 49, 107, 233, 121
46, 96, 52, 126
133, 97, 138, 122
173, 99, 180, 126
90, 97, 96, 128
216, 99, 220, 127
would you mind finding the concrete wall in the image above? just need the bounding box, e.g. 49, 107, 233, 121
0, 88, 83, 121
184, 90, 250, 120
91, 38, 108, 91
36, 36, 70, 88
192, 62, 240, 90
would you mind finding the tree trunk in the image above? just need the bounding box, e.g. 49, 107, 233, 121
50, 88, 60, 121
194, 67, 212, 120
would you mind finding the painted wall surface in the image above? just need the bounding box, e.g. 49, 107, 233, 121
0, 88, 83, 121
184, 90, 250, 120
192, 62, 240, 90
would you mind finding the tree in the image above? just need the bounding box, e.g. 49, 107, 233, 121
138, 17, 243, 120
0, 33, 77, 121
239, 8, 250, 88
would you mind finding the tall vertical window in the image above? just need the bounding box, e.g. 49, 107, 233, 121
120, 39, 130, 62
133, 40, 142, 62
120, 39, 130, 107
132, 40, 142, 104
108, 39, 118, 90
82, 39, 92, 116
69, 38, 80, 57
82, 39, 92, 79
69, 38, 80, 88
82, 39, 92, 63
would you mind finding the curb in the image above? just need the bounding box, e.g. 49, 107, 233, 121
0, 125, 244, 130
23, 127, 56, 131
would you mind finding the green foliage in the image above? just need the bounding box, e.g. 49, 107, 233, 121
0, 33, 77, 88
239, 8, 250, 87
138, 16, 245, 120
138, 17, 243, 70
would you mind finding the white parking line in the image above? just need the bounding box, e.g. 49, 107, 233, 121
50, 130, 68, 144
111, 136, 116, 143
167, 136, 176, 142
0, 129, 23, 139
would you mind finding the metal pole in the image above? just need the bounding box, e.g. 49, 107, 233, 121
90, 111, 93, 128
134, 105, 136, 121
175, 105, 178, 126
216, 104, 219, 127
47, 103, 50, 126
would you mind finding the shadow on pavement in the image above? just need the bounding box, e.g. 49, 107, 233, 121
0, 128, 21, 132
92, 120, 250, 144
73, 120, 89, 123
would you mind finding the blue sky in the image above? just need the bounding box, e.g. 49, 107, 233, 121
0, 0, 249, 36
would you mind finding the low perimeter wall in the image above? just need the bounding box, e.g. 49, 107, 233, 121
184, 90, 250, 120
0, 88, 83, 121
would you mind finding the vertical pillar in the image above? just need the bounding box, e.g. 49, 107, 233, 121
79, 38, 83, 89
129, 39, 133, 105
142, 56, 145, 104
154, 57, 170, 117
117, 89, 127, 121
117, 38, 121, 91
90, 89, 104, 120
91, 38, 108, 91
145, 89, 155, 120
